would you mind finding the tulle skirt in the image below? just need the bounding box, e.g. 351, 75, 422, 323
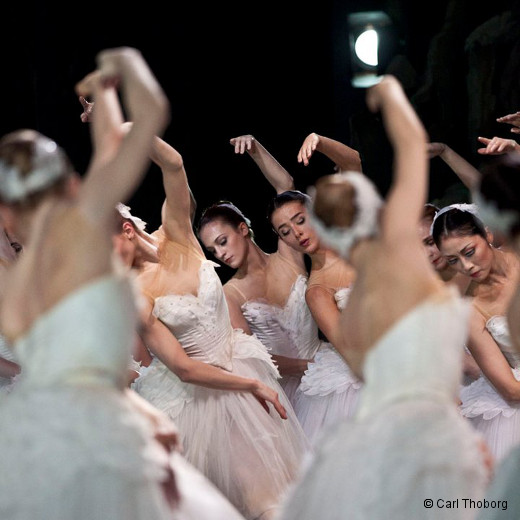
293, 342, 362, 445
170, 451, 245, 520
460, 369, 520, 463
478, 445, 520, 519
278, 399, 489, 520
132, 330, 311, 520
0, 382, 172, 520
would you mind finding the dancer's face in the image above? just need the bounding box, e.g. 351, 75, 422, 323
438, 233, 494, 282
418, 218, 448, 271
270, 201, 320, 254
199, 219, 249, 269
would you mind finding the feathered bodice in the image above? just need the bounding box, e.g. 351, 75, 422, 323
241, 275, 322, 360
152, 260, 234, 371
11, 274, 137, 389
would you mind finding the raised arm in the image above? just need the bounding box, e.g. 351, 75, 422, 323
428, 142, 481, 190
230, 134, 303, 263
297, 132, 362, 172
149, 135, 200, 248
230, 134, 294, 194
366, 75, 429, 242
75, 47, 170, 226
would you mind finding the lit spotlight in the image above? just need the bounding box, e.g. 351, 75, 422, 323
348, 11, 393, 88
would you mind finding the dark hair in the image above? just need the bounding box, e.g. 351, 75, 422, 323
196, 200, 254, 239
266, 190, 311, 224
479, 153, 520, 237
431, 208, 487, 248
421, 203, 440, 224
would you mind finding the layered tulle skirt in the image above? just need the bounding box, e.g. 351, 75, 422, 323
459, 368, 520, 463
279, 399, 489, 520
293, 342, 362, 445
132, 330, 311, 520
0, 381, 172, 520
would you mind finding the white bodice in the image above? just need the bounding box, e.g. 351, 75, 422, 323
487, 315, 519, 368
12, 274, 137, 388
357, 288, 470, 419
153, 261, 235, 371
241, 275, 322, 360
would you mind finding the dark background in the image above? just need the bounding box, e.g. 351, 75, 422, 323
2, 1, 519, 280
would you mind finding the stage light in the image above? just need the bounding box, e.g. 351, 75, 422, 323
348, 11, 393, 88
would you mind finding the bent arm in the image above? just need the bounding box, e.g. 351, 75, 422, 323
305, 286, 343, 348
428, 142, 481, 190
230, 134, 294, 194
141, 306, 287, 418
150, 136, 199, 248
298, 132, 362, 172
76, 47, 170, 226
467, 310, 520, 401
367, 76, 429, 243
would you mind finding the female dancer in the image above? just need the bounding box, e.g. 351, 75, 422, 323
197, 134, 317, 410
0, 47, 176, 519
469, 152, 520, 519
277, 75, 488, 520
204, 134, 363, 446
112, 207, 247, 520
432, 202, 520, 464
130, 131, 310, 520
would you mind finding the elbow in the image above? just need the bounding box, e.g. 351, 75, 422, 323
175, 365, 194, 383
500, 386, 520, 402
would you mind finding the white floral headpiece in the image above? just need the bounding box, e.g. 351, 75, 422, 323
429, 203, 480, 236
0, 136, 68, 203
307, 171, 383, 260
116, 203, 148, 231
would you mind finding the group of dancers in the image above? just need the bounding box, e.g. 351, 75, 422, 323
0, 46, 519, 520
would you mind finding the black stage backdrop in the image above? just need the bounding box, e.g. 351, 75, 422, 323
2, 0, 518, 282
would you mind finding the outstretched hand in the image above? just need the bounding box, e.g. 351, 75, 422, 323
297, 133, 320, 166
230, 134, 256, 155
477, 136, 519, 155
497, 111, 520, 134
253, 382, 288, 419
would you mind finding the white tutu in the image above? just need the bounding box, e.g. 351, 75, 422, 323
460, 316, 520, 463
0, 276, 173, 520
133, 261, 311, 519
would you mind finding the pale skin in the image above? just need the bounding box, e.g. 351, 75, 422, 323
306, 76, 443, 379
0, 226, 21, 380
134, 133, 288, 419
0, 47, 181, 505
270, 200, 356, 351
0, 46, 170, 348
297, 132, 362, 172
418, 217, 480, 382
439, 233, 520, 401
231, 134, 360, 358
199, 134, 310, 377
